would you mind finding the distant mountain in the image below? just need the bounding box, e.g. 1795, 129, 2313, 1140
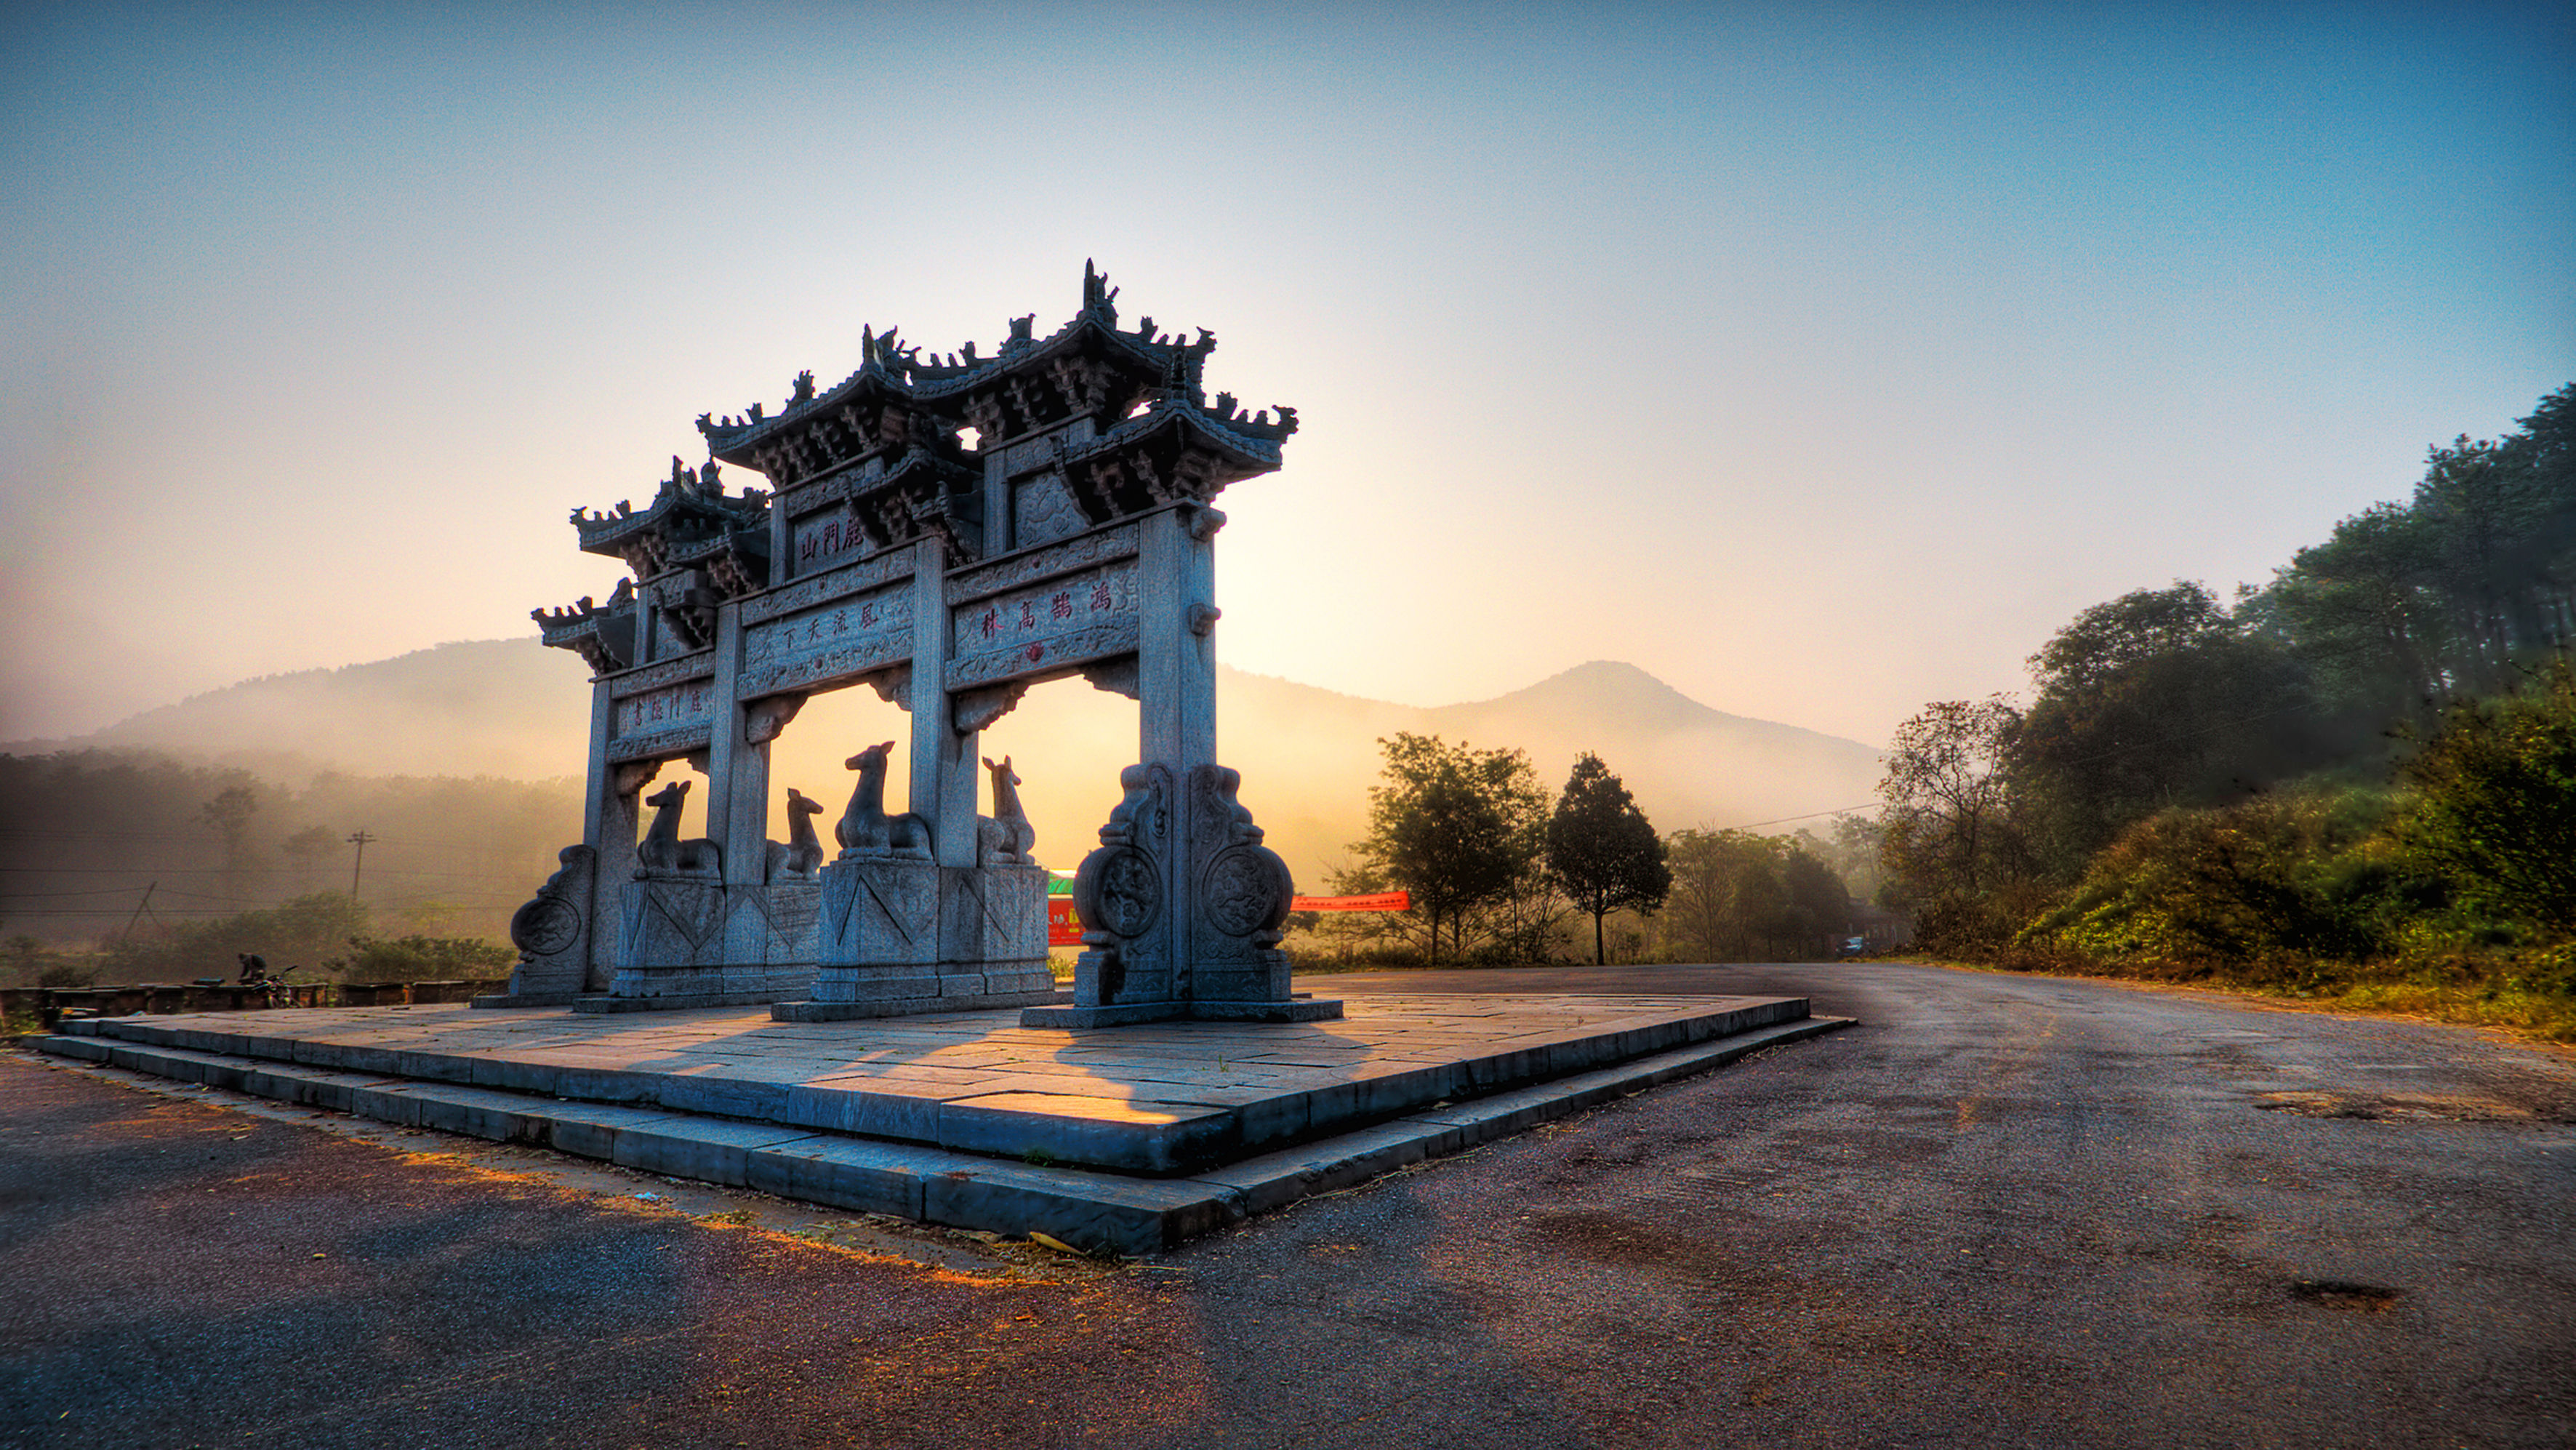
1424, 660, 1887, 832
7, 643, 1885, 884
7, 639, 591, 783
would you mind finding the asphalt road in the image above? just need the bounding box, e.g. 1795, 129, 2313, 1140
3, 961, 2571, 1449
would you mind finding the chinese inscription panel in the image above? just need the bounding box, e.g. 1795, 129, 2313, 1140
740, 583, 915, 699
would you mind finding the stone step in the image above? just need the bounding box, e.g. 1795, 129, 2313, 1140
48, 996, 1819, 1174
33, 1014, 1851, 1254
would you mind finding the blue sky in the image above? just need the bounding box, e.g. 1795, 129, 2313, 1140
3, 0, 2568, 748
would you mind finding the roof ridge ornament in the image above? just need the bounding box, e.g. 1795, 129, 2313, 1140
1082, 258, 1120, 324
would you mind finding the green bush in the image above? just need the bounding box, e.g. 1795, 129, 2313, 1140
2018, 788, 2404, 978
2394, 660, 2576, 932
332, 934, 516, 985
103, 892, 371, 982
37, 958, 99, 988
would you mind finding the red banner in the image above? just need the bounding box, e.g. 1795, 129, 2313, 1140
1049, 890, 1408, 943
1290, 892, 1412, 913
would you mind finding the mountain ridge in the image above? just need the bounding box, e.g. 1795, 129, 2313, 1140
5, 639, 1887, 882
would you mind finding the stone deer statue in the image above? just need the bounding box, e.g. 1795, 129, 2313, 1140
765, 787, 825, 881
836, 741, 932, 859
636, 780, 722, 878
979, 754, 1037, 864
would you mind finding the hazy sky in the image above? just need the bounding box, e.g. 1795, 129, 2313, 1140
4, 1, 2569, 750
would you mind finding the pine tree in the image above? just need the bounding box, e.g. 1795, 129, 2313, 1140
1545, 753, 1670, 965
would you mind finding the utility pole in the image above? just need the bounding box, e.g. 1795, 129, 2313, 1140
119, 881, 158, 943
345, 830, 377, 901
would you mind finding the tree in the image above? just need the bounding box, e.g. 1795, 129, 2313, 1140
1351, 733, 1552, 964
2026, 578, 2236, 693
1661, 830, 1746, 962
1545, 753, 1670, 964
2252, 388, 2576, 728
1794, 814, 1886, 907
100, 892, 372, 982
2010, 581, 2325, 875
198, 785, 260, 867
2396, 660, 2576, 933
1780, 849, 1850, 945
281, 824, 338, 887
1877, 695, 2037, 944
1658, 829, 1836, 961
2255, 502, 2446, 723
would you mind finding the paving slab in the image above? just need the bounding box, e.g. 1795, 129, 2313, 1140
52, 991, 1814, 1174
35, 1010, 1851, 1253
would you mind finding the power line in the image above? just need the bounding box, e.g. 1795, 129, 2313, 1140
119, 882, 158, 940
1715, 802, 1883, 831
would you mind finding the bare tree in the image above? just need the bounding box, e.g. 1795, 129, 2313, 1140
1877, 695, 2033, 914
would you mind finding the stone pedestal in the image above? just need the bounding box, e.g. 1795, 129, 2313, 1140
818, 856, 942, 969
943, 860, 1053, 983
773, 859, 1059, 1021
571, 873, 818, 1013
1022, 763, 1340, 1028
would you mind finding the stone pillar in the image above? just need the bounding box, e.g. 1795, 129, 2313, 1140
1139, 505, 1216, 1002
710, 601, 772, 969
907, 538, 980, 870
1136, 505, 1219, 784
1022, 505, 1339, 1028
584, 682, 632, 993
982, 437, 1012, 557
590, 771, 646, 993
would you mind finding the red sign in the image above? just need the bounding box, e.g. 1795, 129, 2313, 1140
1048, 890, 1408, 942
1290, 892, 1411, 913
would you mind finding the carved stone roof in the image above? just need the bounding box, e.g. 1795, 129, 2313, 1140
1052, 393, 1291, 521
570, 457, 771, 576
532, 578, 638, 676
694, 262, 1297, 497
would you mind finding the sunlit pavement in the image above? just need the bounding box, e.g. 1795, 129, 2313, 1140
4, 961, 2572, 1449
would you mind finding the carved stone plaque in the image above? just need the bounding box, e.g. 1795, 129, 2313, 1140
510, 896, 582, 957
1199, 845, 1288, 939
1083, 846, 1163, 938
740, 583, 915, 697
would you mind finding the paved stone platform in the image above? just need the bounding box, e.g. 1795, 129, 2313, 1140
36, 991, 1852, 1251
